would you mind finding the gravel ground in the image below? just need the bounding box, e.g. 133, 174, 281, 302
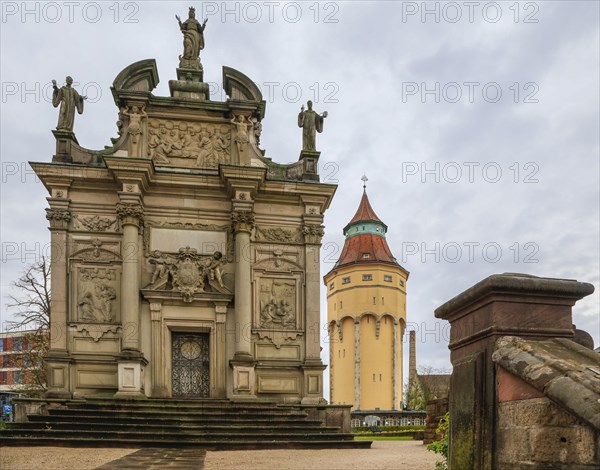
0, 446, 136, 470
204, 441, 439, 470
0, 441, 439, 469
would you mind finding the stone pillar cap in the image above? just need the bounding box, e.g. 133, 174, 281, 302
435, 273, 595, 320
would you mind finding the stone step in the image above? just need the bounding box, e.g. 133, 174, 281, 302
27, 414, 322, 427
0, 428, 355, 442
46, 408, 310, 420
11, 421, 339, 434
0, 436, 372, 450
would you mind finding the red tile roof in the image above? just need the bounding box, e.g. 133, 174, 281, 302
335, 232, 398, 268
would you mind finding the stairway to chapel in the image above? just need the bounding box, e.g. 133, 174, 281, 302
0, 399, 371, 450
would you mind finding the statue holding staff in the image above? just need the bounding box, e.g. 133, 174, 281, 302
52, 76, 86, 132
297, 100, 327, 152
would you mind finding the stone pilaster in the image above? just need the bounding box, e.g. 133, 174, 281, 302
230, 208, 256, 398
115, 196, 147, 398
301, 211, 326, 404
44, 193, 72, 399
149, 302, 167, 398
215, 303, 228, 398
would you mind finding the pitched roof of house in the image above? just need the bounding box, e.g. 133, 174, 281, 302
492, 336, 600, 431
417, 374, 451, 398
335, 232, 399, 268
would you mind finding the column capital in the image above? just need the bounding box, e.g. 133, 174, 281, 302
116, 202, 144, 227
46, 208, 71, 230
149, 302, 162, 321
302, 224, 324, 245
231, 209, 255, 234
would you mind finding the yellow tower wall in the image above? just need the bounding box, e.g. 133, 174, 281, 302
325, 262, 408, 410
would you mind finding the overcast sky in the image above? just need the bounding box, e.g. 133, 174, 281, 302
1, 1, 598, 397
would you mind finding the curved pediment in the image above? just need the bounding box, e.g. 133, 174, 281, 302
111, 59, 160, 104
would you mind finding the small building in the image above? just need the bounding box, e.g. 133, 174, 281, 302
0, 330, 45, 392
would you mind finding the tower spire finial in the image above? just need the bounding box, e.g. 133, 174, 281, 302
361, 174, 368, 191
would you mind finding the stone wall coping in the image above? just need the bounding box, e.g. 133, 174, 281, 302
492, 335, 600, 431
435, 273, 595, 320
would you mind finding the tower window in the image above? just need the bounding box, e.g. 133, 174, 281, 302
373, 374, 376, 382
382, 297, 385, 306
372, 297, 376, 305
342, 277, 350, 284
379, 374, 382, 381
362, 274, 373, 281
340, 301, 343, 309
362, 253, 370, 259
399, 280, 405, 287
329, 282, 334, 290
384, 275, 392, 282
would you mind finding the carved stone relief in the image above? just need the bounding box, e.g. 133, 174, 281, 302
76, 268, 119, 322
73, 215, 118, 232
147, 119, 231, 169
258, 278, 296, 329
255, 225, 302, 244
144, 247, 231, 302
70, 238, 121, 263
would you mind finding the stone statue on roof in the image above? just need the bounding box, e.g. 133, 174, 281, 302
52, 76, 86, 132
298, 100, 327, 152
176, 6, 208, 70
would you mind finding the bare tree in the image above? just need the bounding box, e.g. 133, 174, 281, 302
5, 258, 51, 393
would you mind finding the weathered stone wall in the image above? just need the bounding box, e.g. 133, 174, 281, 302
497, 397, 600, 469
424, 398, 448, 445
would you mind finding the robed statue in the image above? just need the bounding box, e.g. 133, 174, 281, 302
298, 101, 327, 152
52, 76, 86, 132
176, 7, 208, 70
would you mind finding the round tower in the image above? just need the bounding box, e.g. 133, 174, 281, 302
324, 184, 408, 410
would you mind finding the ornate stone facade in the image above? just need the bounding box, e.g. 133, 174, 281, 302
32, 20, 335, 404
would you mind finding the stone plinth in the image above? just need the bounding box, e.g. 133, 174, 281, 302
434, 273, 594, 470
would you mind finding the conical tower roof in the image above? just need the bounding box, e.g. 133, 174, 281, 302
332, 188, 400, 270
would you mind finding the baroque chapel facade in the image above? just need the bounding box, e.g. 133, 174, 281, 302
33, 10, 335, 403
324, 189, 409, 410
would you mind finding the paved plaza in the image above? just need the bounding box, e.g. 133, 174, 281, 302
0, 440, 438, 469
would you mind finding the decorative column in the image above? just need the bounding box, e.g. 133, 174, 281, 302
354, 318, 361, 410
44, 189, 72, 398
114, 197, 147, 398
149, 302, 166, 397
301, 216, 326, 404
230, 208, 256, 398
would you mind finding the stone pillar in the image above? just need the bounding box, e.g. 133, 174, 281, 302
115, 199, 147, 398
354, 318, 361, 410
230, 208, 256, 398
44, 192, 72, 399
434, 273, 594, 470
149, 302, 167, 398
215, 303, 228, 398
301, 220, 326, 404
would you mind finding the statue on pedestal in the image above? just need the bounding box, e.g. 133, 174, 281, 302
52, 76, 86, 132
297, 100, 327, 152
176, 7, 208, 70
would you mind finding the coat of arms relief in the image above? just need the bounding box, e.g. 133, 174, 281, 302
145, 246, 231, 302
